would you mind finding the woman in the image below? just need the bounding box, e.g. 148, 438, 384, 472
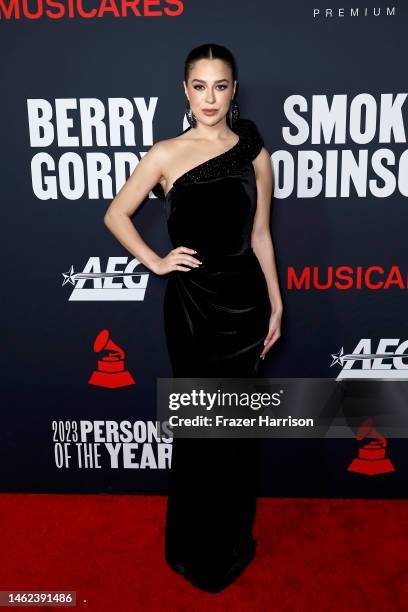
104, 43, 283, 592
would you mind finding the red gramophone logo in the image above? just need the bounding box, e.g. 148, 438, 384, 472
88, 329, 135, 388
348, 418, 395, 475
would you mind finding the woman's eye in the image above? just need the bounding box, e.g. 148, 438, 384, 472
193, 85, 228, 91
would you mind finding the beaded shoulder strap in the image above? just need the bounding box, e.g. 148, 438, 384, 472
152, 117, 264, 200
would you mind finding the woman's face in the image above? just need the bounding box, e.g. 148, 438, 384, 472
184, 58, 236, 125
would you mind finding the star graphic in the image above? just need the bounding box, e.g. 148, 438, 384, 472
330, 347, 344, 367
61, 265, 76, 286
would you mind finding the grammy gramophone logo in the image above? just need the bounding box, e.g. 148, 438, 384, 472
88, 329, 135, 388
348, 418, 395, 476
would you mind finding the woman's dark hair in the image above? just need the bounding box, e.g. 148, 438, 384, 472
184, 43, 238, 84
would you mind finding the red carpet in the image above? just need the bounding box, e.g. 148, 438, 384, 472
1, 494, 407, 610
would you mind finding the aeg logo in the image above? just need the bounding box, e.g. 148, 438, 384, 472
331, 338, 408, 380
62, 257, 149, 301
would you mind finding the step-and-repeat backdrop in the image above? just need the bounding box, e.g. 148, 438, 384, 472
1, 1, 407, 498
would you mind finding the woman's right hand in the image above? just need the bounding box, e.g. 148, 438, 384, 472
152, 246, 202, 275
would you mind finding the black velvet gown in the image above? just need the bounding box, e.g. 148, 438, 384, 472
153, 117, 271, 592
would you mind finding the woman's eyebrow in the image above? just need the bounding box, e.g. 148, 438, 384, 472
191, 78, 230, 83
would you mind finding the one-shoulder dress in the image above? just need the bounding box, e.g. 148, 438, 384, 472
153, 117, 271, 592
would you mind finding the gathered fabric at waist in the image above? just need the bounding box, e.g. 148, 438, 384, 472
173, 245, 262, 277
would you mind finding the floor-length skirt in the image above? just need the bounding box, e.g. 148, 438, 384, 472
163, 250, 271, 592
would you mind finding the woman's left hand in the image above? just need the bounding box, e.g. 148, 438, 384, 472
260, 308, 282, 360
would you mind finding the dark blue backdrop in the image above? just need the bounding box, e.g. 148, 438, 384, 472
1, 1, 407, 497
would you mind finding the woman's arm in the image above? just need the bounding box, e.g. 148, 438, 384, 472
104, 142, 200, 275
251, 147, 283, 358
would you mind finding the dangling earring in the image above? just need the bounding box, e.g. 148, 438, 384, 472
185, 98, 196, 128
229, 98, 240, 128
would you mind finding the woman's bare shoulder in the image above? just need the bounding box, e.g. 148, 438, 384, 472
151, 131, 193, 159
148, 132, 193, 195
